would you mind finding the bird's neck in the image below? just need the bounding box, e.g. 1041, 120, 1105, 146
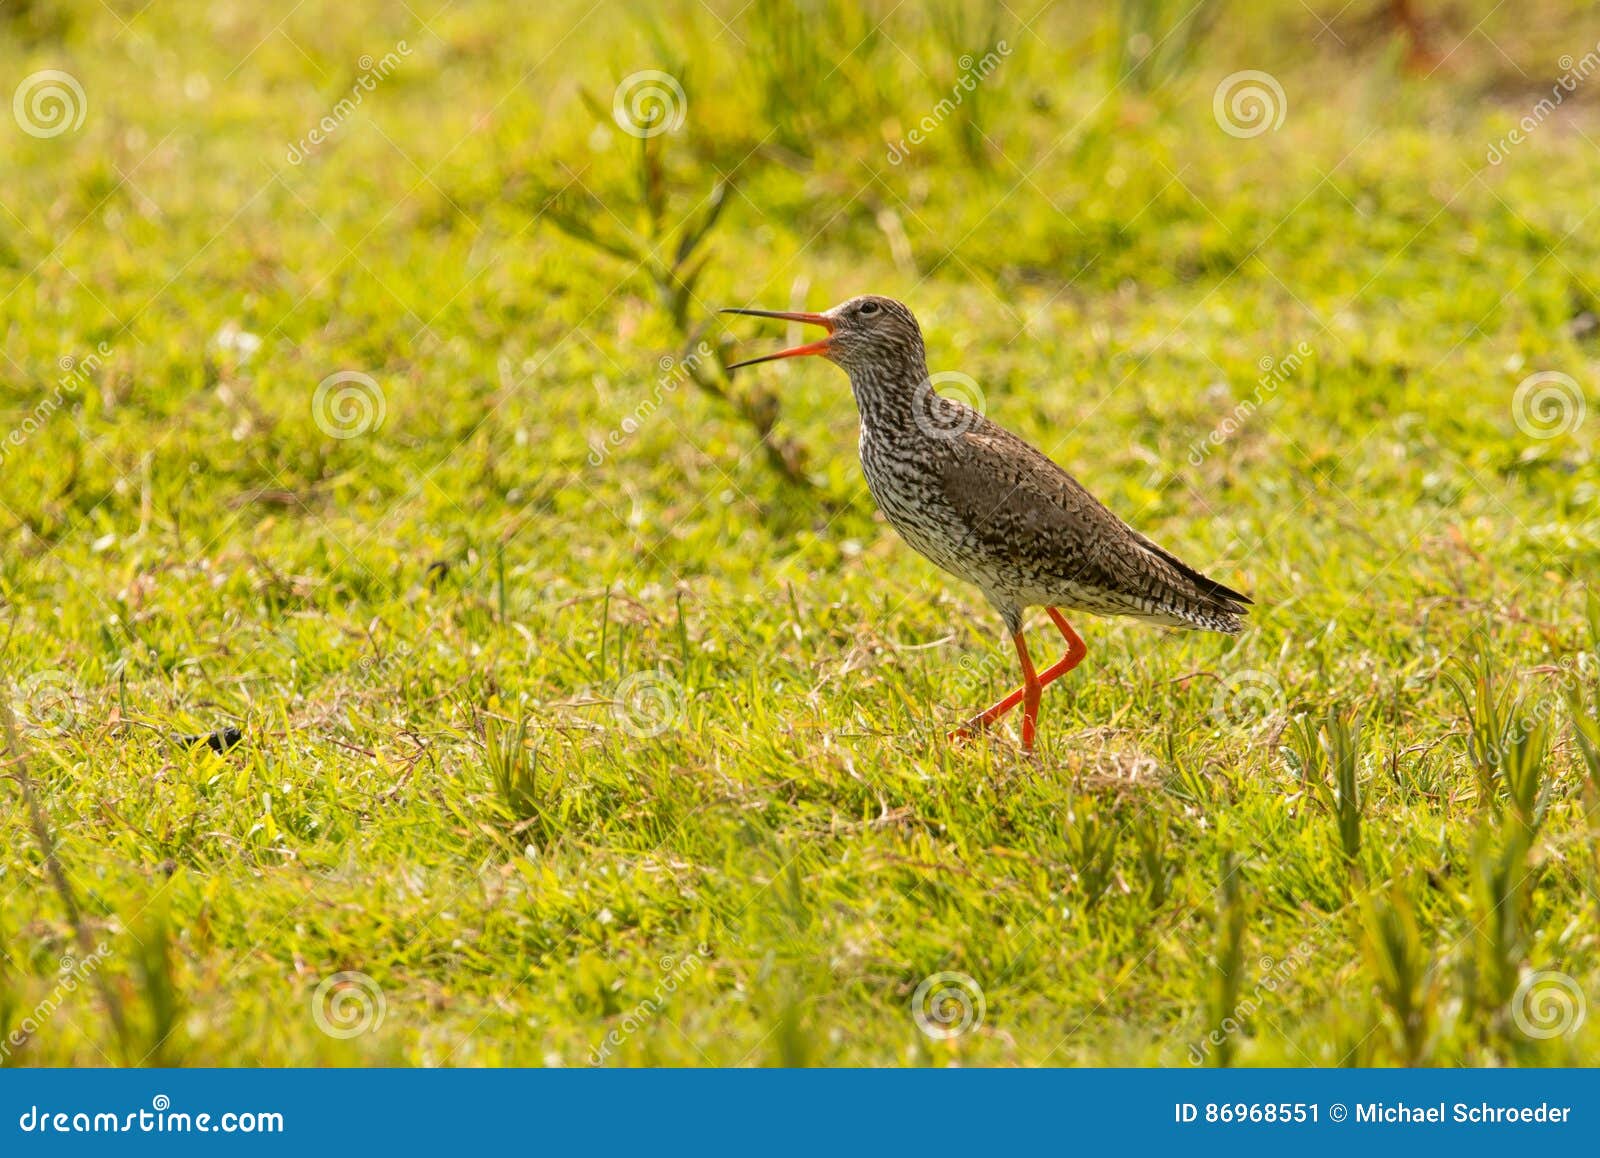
845, 356, 930, 433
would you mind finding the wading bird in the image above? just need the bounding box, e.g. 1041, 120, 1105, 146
723, 295, 1250, 752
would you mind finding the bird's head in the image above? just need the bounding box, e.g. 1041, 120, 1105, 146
722, 295, 925, 378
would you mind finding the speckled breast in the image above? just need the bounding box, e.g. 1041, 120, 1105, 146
859, 432, 992, 591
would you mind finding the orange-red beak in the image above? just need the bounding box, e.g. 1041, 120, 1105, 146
721, 307, 835, 370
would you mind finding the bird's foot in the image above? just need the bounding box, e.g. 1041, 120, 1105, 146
947, 718, 1039, 755
947, 715, 994, 744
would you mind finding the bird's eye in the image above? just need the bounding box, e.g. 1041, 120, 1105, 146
858, 301, 879, 316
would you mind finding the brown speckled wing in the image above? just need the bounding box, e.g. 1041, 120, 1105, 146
937, 421, 1250, 631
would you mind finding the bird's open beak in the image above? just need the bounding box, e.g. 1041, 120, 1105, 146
720, 308, 835, 370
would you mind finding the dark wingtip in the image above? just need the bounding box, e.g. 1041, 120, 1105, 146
1195, 573, 1252, 607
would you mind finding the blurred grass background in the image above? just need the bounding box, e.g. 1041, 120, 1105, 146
4, 0, 1600, 1065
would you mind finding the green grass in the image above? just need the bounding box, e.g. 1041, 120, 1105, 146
4, 0, 1600, 1066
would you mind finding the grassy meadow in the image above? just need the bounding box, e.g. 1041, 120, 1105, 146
5, 0, 1600, 1066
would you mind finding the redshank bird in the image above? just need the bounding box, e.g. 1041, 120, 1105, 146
723, 295, 1251, 752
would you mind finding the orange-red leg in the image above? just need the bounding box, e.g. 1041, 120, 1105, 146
950, 609, 1087, 750
1017, 631, 1042, 749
